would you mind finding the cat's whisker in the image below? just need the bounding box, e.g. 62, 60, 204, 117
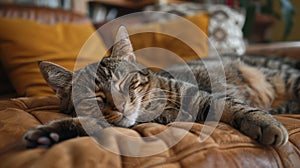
138, 88, 181, 96
139, 107, 181, 114
132, 89, 183, 107
141, 97, 182, 107
149, 89, 182, 96
133, 90, 180, 101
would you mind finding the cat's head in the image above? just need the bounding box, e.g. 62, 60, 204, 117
38, 26, 155, 126
97, 26, 154, 127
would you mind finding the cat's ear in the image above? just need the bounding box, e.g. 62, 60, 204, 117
38, 61, 73, 90
111, 26, 136, 61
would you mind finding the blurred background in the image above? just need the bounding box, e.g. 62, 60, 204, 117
0, 0, 299, 43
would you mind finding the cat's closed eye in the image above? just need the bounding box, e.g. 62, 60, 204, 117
111, 106, 118, 111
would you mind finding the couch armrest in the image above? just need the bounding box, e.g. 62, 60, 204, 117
246, 41, 300, 60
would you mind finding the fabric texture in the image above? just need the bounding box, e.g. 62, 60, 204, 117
0, 96, 299, 168
0, 17, 106, 97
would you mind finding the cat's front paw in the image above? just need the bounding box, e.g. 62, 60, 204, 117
237, 112, 288, 147
23, 126, 60, 148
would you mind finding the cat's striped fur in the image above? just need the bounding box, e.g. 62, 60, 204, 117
165, 55, 300, 112
24, 27, 299, 148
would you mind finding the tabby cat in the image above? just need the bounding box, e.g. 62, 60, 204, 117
24, 26, 300, 148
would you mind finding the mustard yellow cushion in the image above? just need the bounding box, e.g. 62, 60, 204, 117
127, 12, 209, 70
0, 18, 106, 97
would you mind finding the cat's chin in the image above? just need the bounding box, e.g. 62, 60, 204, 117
115, 112, 138, 127
115, 117, 136, 127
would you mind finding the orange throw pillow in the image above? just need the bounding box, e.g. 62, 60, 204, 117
127, 12, 209, 70
0, 18, 106, 97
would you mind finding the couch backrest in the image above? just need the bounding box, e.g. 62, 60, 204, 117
0, 4, 90, 24
0, 4, 90, 97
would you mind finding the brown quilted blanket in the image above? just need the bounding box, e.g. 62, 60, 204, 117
0, 96, 299, 168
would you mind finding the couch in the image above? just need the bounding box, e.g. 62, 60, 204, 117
0, 4, 299, 168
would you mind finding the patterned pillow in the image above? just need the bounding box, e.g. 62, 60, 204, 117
208, 5, 245, 55
145, 3, 246, 55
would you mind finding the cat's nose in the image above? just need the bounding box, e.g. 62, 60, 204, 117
113, 102, 125, 112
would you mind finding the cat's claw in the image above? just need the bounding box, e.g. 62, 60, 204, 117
36, 133, 59, 145
23, 127, 60, 148
37, 137, 51, 145
49, 132, 60, 142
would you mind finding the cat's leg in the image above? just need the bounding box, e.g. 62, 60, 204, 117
23, 116, 105, 148
205, 94, 289, 147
